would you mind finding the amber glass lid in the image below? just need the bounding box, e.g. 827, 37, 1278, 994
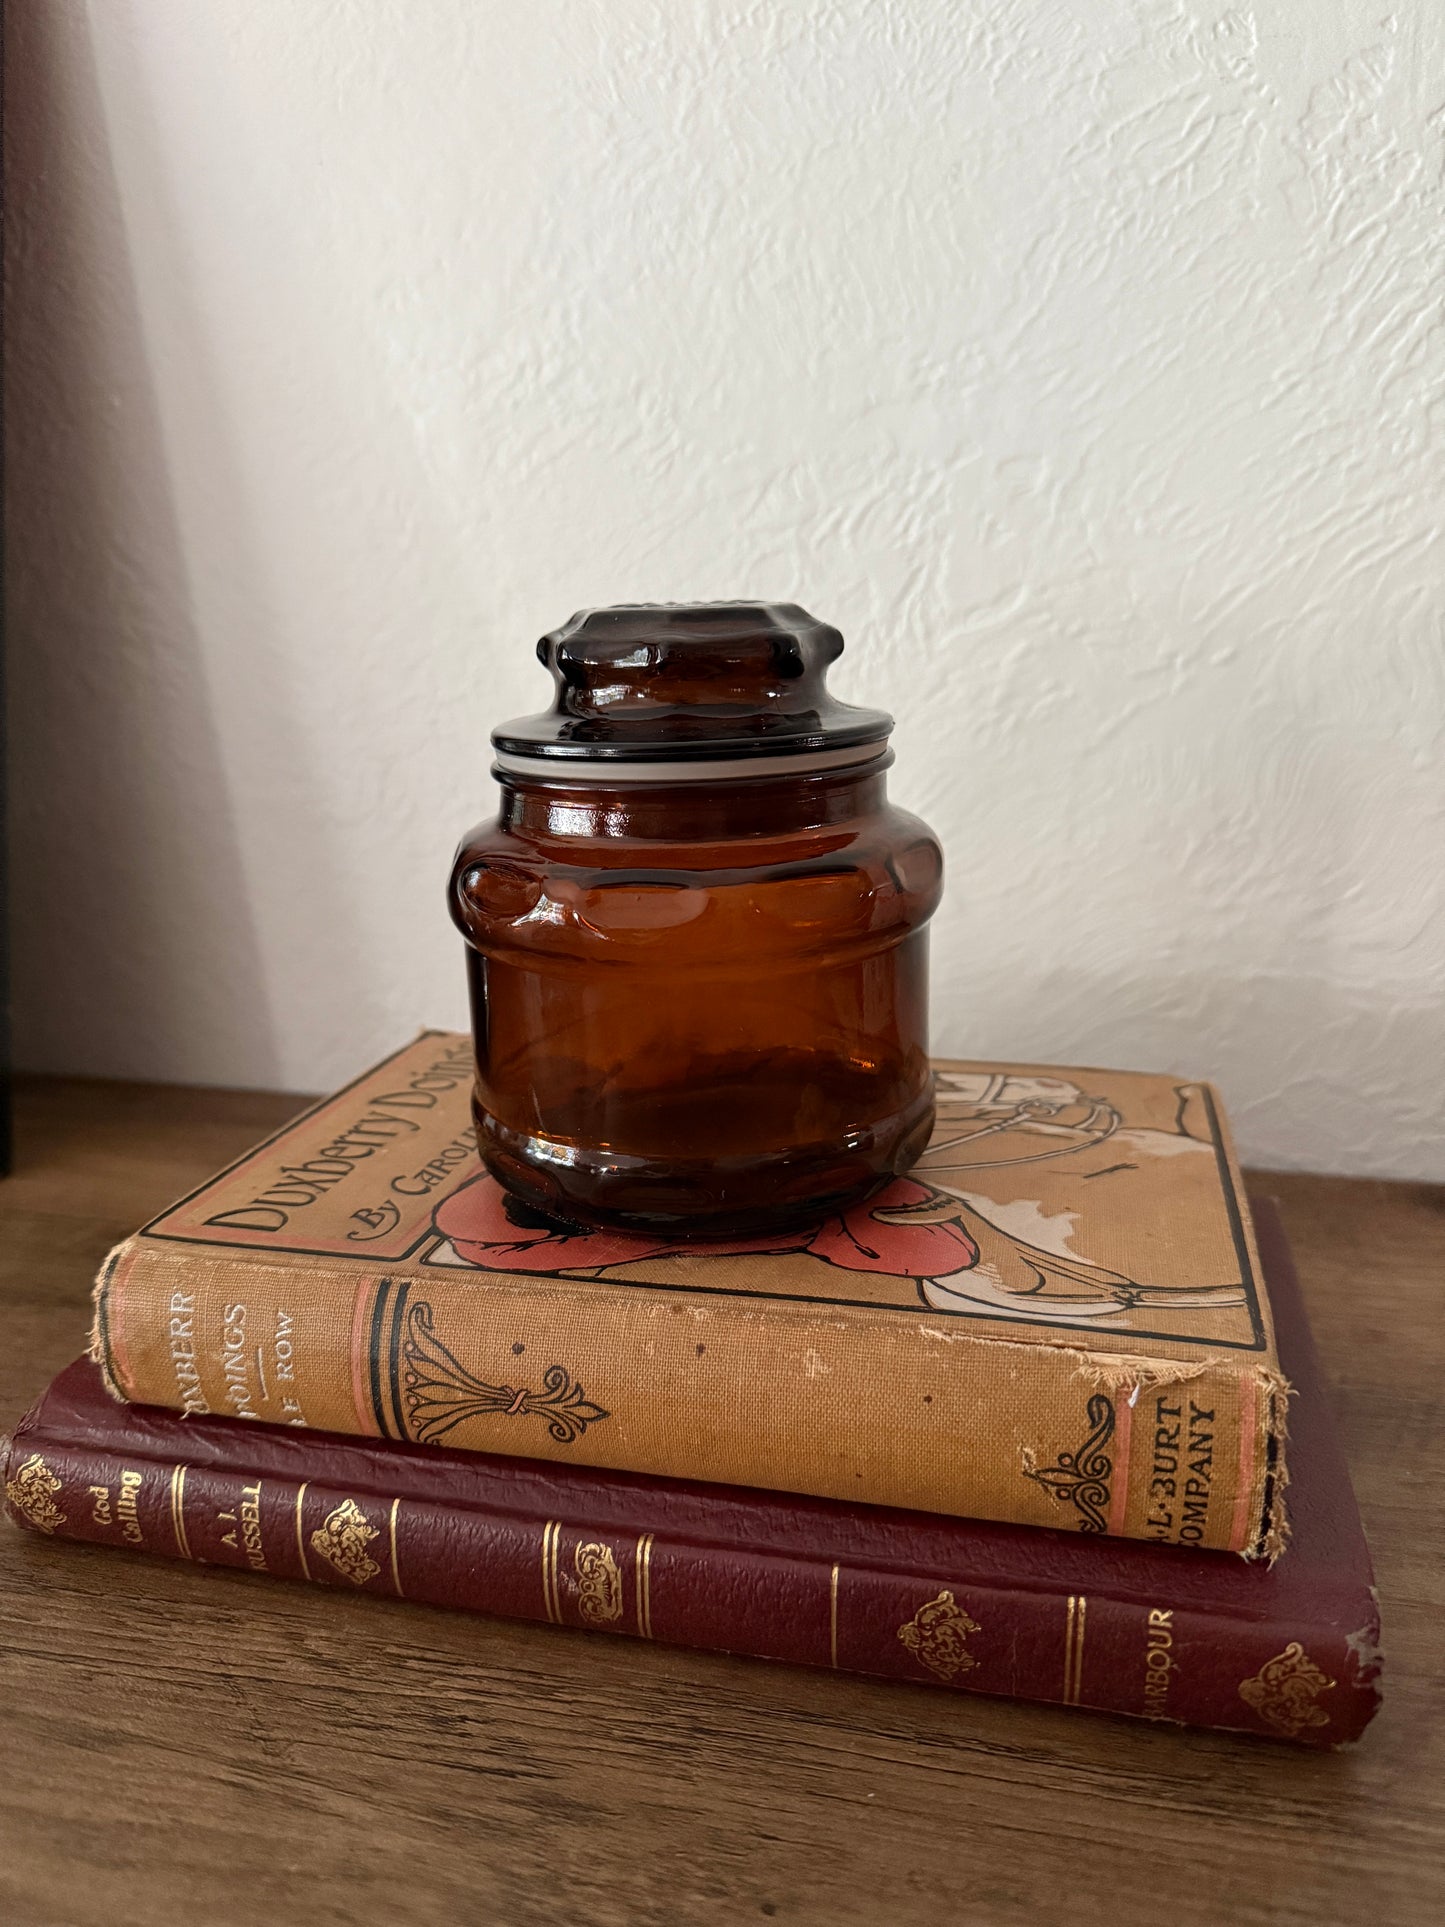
491, 602, 892, 764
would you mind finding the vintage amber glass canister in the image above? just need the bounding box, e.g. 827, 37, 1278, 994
449, 603, 944, 1237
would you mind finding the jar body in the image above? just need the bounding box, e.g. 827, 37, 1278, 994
449, 760, 942, 1237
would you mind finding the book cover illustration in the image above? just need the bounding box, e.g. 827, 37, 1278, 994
424, 1065, 1261, 1348
128, 1033, 1267, 1349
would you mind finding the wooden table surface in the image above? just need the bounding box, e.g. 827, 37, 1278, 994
1, 1076, 1441, 1927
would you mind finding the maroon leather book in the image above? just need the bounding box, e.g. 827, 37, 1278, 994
4, 1199, 1381, 1744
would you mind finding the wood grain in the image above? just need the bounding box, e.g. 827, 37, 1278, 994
2, 1075, 1442, 1927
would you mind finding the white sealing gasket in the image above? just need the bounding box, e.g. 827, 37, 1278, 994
492, 742, 891, 783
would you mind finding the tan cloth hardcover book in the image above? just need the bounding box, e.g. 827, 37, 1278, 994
91, 1033, 1287, 1553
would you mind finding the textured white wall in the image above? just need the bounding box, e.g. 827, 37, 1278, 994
5, 1, 1443, 1179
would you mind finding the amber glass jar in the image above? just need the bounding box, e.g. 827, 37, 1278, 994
449, 603, 943, 1237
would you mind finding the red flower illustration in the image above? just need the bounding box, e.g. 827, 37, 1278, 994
432, 1174, 979, 1281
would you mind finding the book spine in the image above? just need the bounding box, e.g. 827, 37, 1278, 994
91, 1241, 1285, 1552
2, 1425, 1374, 1746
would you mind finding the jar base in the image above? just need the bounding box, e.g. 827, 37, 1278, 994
474, 1085, 936, 1242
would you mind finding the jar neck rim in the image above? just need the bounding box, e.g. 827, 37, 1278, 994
491, 741, 891, 787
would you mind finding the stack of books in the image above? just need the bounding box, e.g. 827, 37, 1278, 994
4, 1033, 1382, 1743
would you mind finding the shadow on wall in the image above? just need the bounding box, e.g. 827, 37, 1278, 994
4, 9, 358, 1088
